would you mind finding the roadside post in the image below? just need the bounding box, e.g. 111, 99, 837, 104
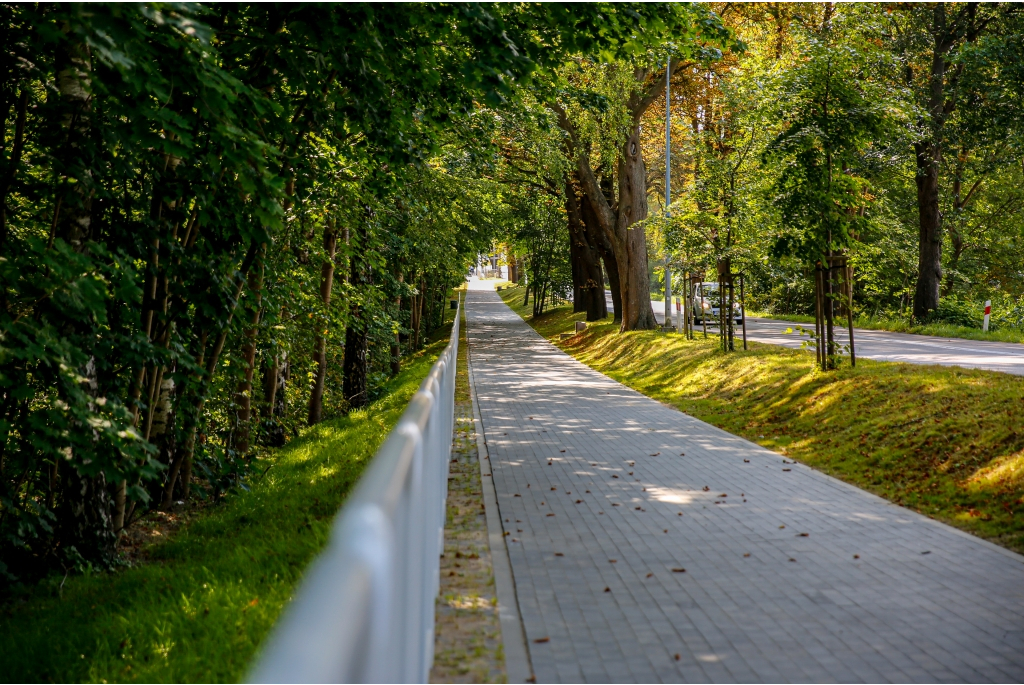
984, 300, 991, 332
739, 274, 747, 351
676, 295, 683, 333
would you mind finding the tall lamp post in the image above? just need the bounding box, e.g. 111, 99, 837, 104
663, 55, 672, 328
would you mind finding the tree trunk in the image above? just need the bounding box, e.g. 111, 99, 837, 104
390, 273, 403, 376
343, 224, 369, 409
615, 126, 658, 331
913, 138, 943, 320
232, 255, 264, 454
308, 223, 337, 425
566, 179, 607, 321
580, 189, 619, 323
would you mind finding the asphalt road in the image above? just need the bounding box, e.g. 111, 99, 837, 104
604, 293, 1024, 376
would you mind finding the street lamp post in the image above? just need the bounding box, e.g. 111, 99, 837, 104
663, 55, 672, 329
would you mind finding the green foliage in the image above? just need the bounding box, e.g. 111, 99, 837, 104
0, 338, 446, 682
764, 27, 889, 262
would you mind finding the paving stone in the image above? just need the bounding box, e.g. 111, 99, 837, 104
465, 286, 1024, 683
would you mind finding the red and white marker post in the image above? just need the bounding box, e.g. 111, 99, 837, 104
983, 300, 992, 332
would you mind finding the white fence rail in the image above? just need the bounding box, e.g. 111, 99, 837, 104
250, 298, 461, 683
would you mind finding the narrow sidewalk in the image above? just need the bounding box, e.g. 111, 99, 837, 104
467, 282, 1024, 684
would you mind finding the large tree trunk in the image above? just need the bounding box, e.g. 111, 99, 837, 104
52, 37, 118, 564
911, 2, 982, 319
566, 179, 607, 321
580, 186, 620, 323
614, 126, 657, 331
913, 140, 943, 319
308, 223, 337, 424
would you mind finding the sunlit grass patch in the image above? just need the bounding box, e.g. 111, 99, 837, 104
500, 285, 1024, 553
0, 337, 449, 683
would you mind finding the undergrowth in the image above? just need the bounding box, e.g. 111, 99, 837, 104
0, 335, 449, 683
500, 285, 1024, 554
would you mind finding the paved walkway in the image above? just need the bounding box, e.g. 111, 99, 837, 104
467, 284, 1024, 683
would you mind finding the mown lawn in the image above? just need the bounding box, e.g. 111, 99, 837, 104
0, 336, 449, 683
500, 286, 1024, 553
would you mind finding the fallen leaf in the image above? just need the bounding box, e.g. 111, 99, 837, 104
612, 475, 619, 479
651, 452, 661, 456
504, 531, 510, 536
575, 499, 582, 503
779, 525, 785, 529
604, 587, 611, 592
546, 513, 555, 517
853, 554, 860, 559
646, 572, 654, 578
743, 553, 750, 557
612, 503, 620, 507
680, 453, 685, 456
628, 471, 633, 475
551, 487, 557, 491
555, 553, 564, 557
533, 637, 550, 643
585, 490, 591, 493
921, 550, 931, 555
609, 559, 617, 563
743, 459, 750, 463
677, 512, 683, 516
797, 532, 809, 537
674, 654, 681, 661
248, 598, 259, 607
672, 568, 686, 573
514, 494, 520, 497
560, 449, 566, 453
702, 486, 710, 492
635, 506, 642, 510
719, 494, 727, 497
782, 468, 791, 472
789, 558, 796, 562
663, 529, 668, 533
642, 487, 647, 491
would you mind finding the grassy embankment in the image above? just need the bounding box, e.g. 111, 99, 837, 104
0, 334, 451, 683
749, 310, 1024, 344
499, 285, 1024, 554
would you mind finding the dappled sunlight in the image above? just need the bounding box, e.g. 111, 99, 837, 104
645, 486, 696, 505
497, 288, 1024, 553
968, 450, 1024, 490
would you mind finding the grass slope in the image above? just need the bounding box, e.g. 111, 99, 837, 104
0, 337, 448, 683
500, 286, 1024, 554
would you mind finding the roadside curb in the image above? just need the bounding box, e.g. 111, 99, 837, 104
466, 296, 534, 684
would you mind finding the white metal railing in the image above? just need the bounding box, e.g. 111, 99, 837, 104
250, 297, 460, 683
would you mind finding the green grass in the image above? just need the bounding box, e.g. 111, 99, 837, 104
0, 337, 449, 683
500, 285, 1024, 554
749, 310, 1024, 344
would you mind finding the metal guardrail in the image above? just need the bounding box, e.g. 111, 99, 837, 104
250, 297, 460, 683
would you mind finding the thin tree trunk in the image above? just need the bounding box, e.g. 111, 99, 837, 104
232, 253, 265, 454
343, 222, 369, 409
308, 222, 337, 425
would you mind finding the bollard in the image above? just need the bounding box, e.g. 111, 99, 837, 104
983, 300, 991, 332
575, 321, 587, 333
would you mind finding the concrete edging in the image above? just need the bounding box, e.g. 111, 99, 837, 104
466, 307, 534, 684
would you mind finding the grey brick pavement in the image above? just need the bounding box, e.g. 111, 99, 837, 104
466, 285, 1024, 684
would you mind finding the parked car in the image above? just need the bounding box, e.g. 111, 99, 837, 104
691, 282, 743, 325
